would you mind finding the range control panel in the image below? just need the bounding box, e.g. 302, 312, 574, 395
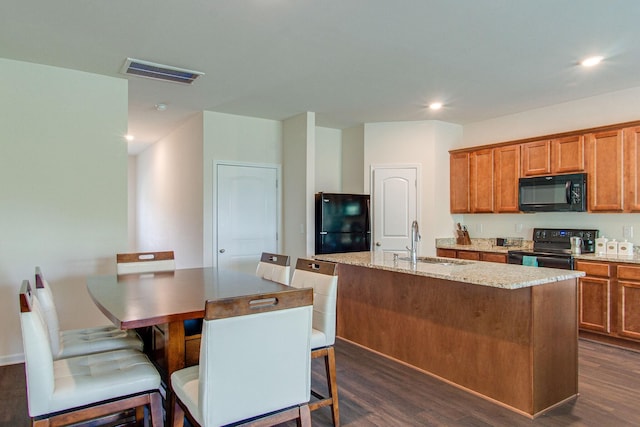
532, 228, 599, 253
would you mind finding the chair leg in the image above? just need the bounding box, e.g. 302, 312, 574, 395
310, 346, 340, 427
298, 403, 312, 427
171, 392, 185, 427
149, 391, 164, 427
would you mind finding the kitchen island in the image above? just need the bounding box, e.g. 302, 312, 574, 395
314, 251, 585, 418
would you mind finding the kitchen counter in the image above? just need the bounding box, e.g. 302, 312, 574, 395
315, 251, 584, 290
318, 250, 580, 418
575, 253, 640, 264
435, 237, 532, 254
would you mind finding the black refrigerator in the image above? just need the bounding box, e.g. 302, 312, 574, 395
315, 192, 371, 254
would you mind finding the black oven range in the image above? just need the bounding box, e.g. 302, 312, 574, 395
507, 228, 599, 270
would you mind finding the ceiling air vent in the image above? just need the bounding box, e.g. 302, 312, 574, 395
120, 58, 204, 85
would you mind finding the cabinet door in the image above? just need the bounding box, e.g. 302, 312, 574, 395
521, 140, 551, 176
457, 250, 480, 261
493, 145, 520, 213
578, 276, 611, 333
480, 252, 507, 263
616, 264, 640, 340
450, 152, 470, 213
470, 149, 494, 213
624, 126, 640, 212
552, 135, 584, 173
586, 130, 624, 212
618, 280, 640, 340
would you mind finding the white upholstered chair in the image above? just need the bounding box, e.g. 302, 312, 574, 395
34, 266, 142, 360
116, 250, 202, 365
291, 258, 340, 426
255, 252, 291, 285
116, 250, 176, 275
170, 288, 314, 427
19, 280, 163, 427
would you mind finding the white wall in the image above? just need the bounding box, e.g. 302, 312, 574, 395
127, 156, 137, 251
457, 86, 640, 244
315, 127, 342, 193
203, 111, 283, 267
363, 120, 463, 256
283, 113, 316, 259
136, 114, 204, 268
342, 125, 365, 193
0, 59, 128, 364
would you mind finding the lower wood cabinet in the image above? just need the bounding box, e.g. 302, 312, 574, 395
575, 261, 611, 333
436, 248, 507, 263
575, 260, 640, 346
616, 265, 640, 340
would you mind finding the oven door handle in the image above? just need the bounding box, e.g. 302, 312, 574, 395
565, 180, 571, 204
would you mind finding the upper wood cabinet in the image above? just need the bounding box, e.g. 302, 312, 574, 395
624, 126, 640, 212
450, 152, 470, 213
493, 145, 520, 213
552, 135, 585, 173
469, 149, 494, 213
586, 129, 624, 212
522, 136, 584, 176
521, 140, 551, 176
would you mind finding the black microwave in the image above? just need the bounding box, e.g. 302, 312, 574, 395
518, 173, 587, 212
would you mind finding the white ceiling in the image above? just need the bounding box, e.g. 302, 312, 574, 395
3, 1, 640, 154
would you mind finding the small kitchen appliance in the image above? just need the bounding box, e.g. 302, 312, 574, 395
570, 236, 582, 254
508, 228, 598, 270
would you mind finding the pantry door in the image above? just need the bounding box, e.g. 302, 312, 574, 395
371, 166, 419, 252
216, 163, 280, 273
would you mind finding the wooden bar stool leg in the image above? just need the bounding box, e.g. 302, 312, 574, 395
325, 346, 340, 427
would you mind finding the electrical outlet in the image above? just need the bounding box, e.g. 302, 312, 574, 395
623, 225, 634, 239
515, 223, 523, 233
476, 223, 483, 233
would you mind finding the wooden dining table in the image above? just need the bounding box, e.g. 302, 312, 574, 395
86, 267, 296, 380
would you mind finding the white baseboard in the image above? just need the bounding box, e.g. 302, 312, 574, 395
0, 352, 25, 366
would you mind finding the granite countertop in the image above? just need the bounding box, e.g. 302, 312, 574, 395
435, 238, 532, 254
574, 253, 640, 265
437, 238, 640, 264
314, 251, 584, 290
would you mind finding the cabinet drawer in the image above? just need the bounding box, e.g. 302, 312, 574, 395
436, 248, 457, 259
575, 261, 611, 277
457, 250, 481, 261
618, 264, 640, 281
480, 252, 507, 263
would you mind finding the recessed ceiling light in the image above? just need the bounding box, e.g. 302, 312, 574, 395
155, 103, 167, 111
125, 134, 134, 141
429, 102, 443, 110
580, 56, 604, 67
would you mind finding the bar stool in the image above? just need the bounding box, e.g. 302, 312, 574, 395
170, 288, 314, 427
19, 280, 163, 427
255, 252, 291, 285
34, 266, 142, 359
291, 258, 340, 426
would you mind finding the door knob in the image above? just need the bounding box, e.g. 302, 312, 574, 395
219, 249, 226, 253
375, 242, 381, 246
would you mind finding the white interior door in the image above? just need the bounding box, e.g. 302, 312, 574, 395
372, 166, 418, 252
216, 163, 279, 273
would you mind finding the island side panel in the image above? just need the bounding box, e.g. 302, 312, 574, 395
336, 263, 575, 416
531, 279, 579, 414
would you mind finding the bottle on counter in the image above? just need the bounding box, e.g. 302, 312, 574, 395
618, 240, 634, 257
595, 236, 608, 256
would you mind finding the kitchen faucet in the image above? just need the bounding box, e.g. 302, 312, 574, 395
406, 220, 421, 264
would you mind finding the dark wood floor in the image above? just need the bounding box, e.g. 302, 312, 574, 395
2, 338, 639, 427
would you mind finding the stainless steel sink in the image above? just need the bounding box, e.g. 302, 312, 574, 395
398, 256, 472, 266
